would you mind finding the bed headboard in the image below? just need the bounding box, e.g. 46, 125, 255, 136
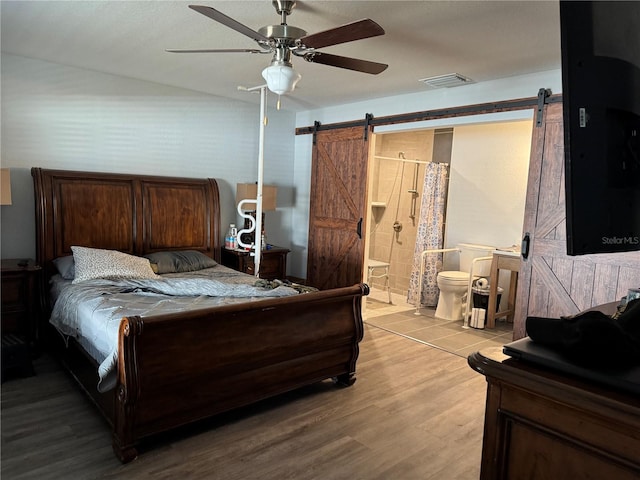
32, 168, 221, 283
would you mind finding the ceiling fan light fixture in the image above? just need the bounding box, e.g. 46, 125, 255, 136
262, 63, 301, 95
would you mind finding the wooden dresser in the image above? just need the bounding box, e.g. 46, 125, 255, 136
1, 258, 41, 345
1, 259, 41, 380
468, 347, 640, 479
221, 246, 290, 280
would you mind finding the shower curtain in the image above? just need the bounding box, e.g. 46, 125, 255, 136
407, 162, 449, 307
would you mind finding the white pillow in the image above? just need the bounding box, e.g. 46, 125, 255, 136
71, 246, 158, 284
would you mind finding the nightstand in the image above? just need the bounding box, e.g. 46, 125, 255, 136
1, 258, 41, 380
221, 246, 290, 280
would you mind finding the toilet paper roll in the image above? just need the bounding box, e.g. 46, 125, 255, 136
471, 308, 485, 329
476, 278, 488, 289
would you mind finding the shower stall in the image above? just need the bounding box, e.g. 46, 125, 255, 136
366, 129, 453, 298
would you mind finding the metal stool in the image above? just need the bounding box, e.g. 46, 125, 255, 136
367, 259, 392, 304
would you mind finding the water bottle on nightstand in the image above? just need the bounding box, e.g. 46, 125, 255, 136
225, 224, 238, 250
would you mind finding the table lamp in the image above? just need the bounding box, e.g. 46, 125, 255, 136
1, 168, 12, 205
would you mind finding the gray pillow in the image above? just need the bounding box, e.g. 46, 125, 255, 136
144, 250, 217, 274
53, 255, 75, 280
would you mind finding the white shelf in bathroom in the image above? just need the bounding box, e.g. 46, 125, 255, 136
371, 202, 387, 208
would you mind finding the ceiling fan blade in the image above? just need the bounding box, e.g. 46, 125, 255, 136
166, 48, 267, 54
299, 19, 384, 49
188, 5, 269, 44
304, 52, 388, 75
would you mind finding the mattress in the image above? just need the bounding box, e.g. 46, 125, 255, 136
49, 264, 298, 392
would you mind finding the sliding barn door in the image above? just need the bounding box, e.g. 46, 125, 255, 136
306, 126, 370, 289
514, 101, 640, 338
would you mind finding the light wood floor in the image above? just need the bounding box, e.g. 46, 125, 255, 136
1, 324, 488, 479
365, 288, 514, 357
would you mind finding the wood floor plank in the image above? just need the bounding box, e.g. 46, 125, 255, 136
1, 324, 487, 479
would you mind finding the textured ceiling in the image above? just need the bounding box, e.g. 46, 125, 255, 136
1, 1, 562, 112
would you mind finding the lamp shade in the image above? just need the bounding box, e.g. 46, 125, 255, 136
236, 183, 277, 211
1, 168, 12, 205
261, 64, 301, 95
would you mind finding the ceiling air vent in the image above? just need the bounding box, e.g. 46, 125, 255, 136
419, 73, 475, 89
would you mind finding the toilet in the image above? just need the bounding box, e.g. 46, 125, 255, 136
435, 243, 496, 321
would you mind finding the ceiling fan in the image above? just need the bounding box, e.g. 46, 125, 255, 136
167, 1, 388, 95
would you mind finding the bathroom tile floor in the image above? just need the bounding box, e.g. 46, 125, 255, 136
364, 287, 514, 358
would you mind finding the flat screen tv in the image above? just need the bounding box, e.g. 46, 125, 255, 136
560, 1, 640, 255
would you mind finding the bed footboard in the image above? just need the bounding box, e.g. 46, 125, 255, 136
112, 283, 368, 462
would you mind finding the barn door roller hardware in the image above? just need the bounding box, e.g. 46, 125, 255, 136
363, 113, 373, 140
536, 88, 552, 127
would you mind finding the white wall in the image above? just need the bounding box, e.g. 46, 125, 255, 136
0, 54, 296, 262
445, 120, 533, 251
291, 70, 562, 278
1, 54, 562, 279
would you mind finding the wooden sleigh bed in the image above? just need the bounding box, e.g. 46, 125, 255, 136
32, 168, 367, 463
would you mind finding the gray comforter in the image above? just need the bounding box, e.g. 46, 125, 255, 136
49, 265, 298, 392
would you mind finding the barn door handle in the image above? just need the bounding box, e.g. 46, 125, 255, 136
356, 218, 363, 239
521, 233, 531, 260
